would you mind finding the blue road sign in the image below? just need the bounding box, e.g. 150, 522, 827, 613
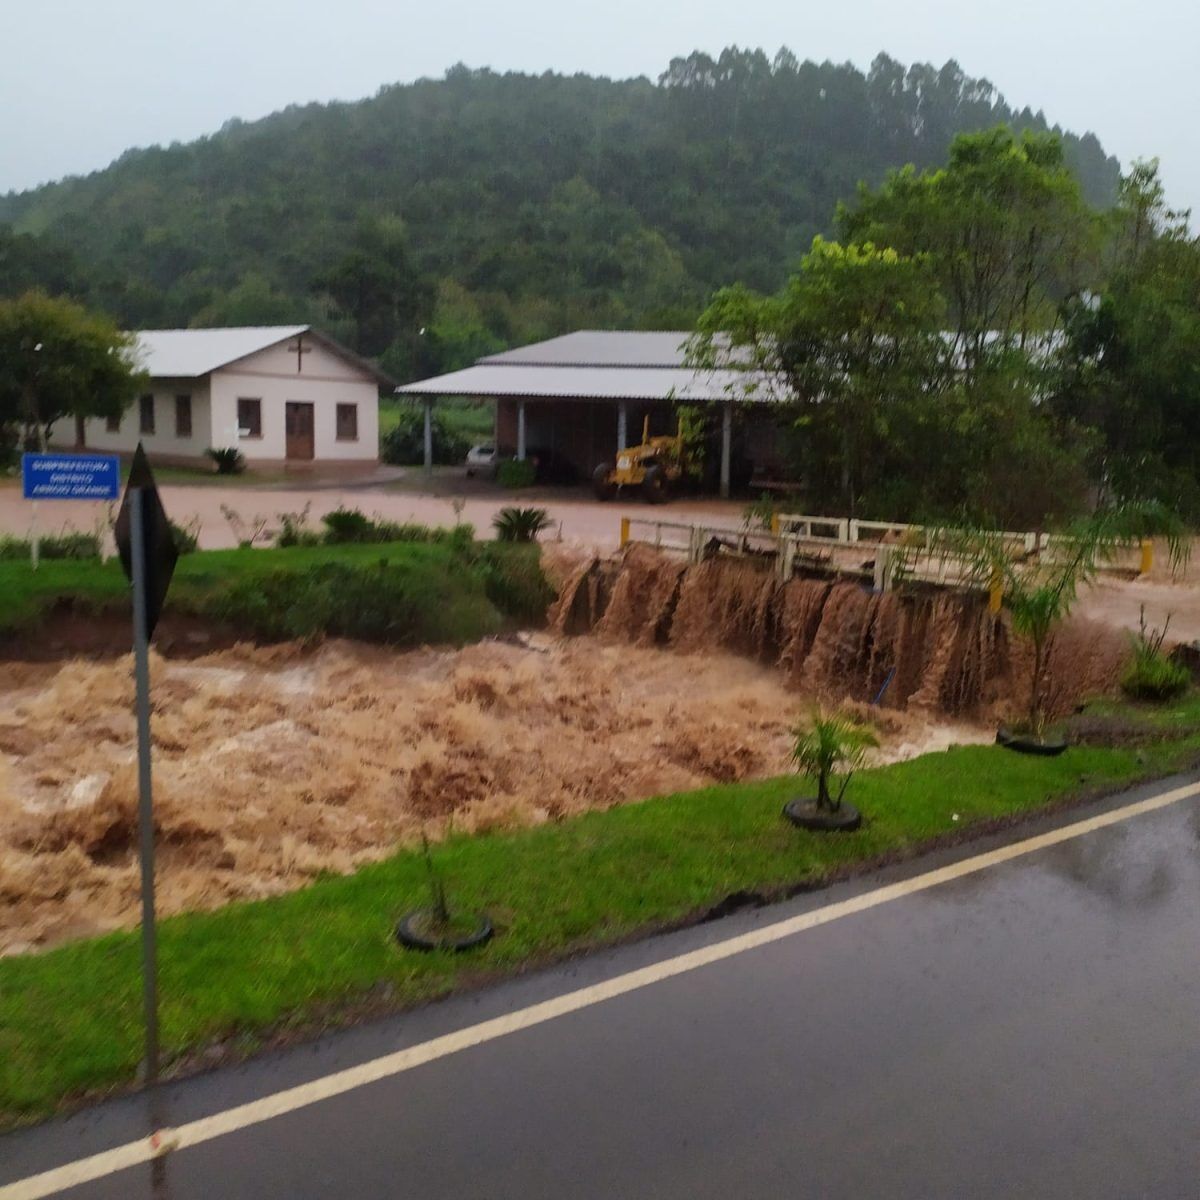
22, 453, 120, 500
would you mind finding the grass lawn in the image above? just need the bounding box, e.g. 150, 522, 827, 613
1, 709, 1199, 1125
0, 539, 549, 642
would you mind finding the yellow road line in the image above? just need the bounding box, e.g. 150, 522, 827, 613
5, 779, 1198, 1200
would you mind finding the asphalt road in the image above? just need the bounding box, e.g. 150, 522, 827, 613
4, 776, 1199, 1199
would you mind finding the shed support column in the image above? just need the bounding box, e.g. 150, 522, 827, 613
423, 398, 434, 476
617, 401, 627, 454
517, 399, 527, 461
719, 400, 732, 499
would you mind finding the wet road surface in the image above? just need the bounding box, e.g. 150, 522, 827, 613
3, 776, 1199, 1199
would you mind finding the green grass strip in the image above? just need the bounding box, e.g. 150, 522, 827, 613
1, 731, 1197, 1126
0, 540, 547, 641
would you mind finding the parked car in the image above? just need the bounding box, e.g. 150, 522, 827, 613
465, 443, 498, 477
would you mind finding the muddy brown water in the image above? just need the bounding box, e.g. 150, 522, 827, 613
550, 545, 1128, 717
0, 546, 1126, 956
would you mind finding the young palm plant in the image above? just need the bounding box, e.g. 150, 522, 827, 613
785, 708, 878, 831
932, 504, 1188, 742
492, 506, 552, 543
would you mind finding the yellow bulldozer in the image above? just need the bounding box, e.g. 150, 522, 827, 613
592, 416, 685, 504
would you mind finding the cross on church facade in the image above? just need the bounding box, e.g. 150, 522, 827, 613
287, 335, 311, 373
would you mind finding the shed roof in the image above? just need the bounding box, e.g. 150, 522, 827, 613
480, 330, 694, 369
399, 328, 774, 404
131, 325, 394, 386
396, 363, 779, 404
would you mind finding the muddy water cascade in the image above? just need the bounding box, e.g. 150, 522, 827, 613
549, 544, 1128, 717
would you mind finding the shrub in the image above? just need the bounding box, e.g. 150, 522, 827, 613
274, 504, 321, 548
205, 555, 501, 646
492, 506, 551, 543
380, 409, 470, 466
742, 494, 777, 532
206, 447, 246, 475
473, 543, 555, 621
1121, 608, 1190, 701
321, 506, 377, 543
0, 532, 101, 561
170, 518, 200, 555
319, 507, 476, 549
496, 459, 537, 489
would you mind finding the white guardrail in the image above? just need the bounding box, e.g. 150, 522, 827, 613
618, 512, 1156, 607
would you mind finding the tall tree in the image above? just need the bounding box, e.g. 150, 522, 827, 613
312, 217, 433, 368
839, 127, 1101, 377
1053, 161, 1200, 514
693, 237, 950, 515
0, 291, 144, 451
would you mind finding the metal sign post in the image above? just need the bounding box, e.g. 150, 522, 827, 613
114, 445, 179, 1088
129, 486, 160, 1082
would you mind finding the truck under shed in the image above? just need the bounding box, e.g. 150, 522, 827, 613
395, 330, 783, 497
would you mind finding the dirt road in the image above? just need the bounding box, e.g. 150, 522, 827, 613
0, 475, 745, 554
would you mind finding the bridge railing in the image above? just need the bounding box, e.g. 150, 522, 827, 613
619, 512, 1156, 599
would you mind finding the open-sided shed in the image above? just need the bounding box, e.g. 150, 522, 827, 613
396, 330, 781, 496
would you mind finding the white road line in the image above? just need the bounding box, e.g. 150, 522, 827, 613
4, 779, 1198, 1200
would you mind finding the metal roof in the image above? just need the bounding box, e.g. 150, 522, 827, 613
396, 363, 781, 404
132, 326, 311, 377
129, 326, 395, 386
479, 330, 694, 368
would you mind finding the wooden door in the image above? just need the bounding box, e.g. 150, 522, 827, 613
285, 402, 315, 460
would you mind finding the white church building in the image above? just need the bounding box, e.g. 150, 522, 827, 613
55, 325, 388, 465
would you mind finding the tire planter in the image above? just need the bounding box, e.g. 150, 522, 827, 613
783, 798, 862, 833
395, 909, 494, 953
995, 727, 1068, 757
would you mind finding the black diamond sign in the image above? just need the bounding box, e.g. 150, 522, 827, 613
114, 444, 178, 638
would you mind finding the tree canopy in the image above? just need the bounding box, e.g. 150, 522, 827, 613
0, 49, 1118, 381
694, 126, 1123, 525
0, 291, 144, 452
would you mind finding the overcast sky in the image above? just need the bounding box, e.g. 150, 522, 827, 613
2, 0, 1196, 214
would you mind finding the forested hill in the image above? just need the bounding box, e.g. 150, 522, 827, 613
0, 49, 1120, 379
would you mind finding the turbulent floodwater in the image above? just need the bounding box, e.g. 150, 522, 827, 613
550, 544, 1129, 717
0, 635, 879, 954
0, 544, 1131, 956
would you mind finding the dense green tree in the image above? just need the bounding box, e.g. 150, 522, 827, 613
192, 272, 315, 327
0, 50, 1118, 360
694, 238, 950, 515
1052, 162, 1200, 515
311, 217, 434, 379
0, 227, 90, 299
839, 127, 1101, 377
694, 123, 1106, 526
0, 291, 145, 451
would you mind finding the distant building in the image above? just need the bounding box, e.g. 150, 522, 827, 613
397, 330, 783, 496
53, 325, 390, 466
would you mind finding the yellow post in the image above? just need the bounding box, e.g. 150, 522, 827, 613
770, 512, 781, 536
1140, 538, 1154, 575
620, 516, 631, 549
988, 569, 1003, 615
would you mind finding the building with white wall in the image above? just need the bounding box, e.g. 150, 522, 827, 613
53, 326, 389, 466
